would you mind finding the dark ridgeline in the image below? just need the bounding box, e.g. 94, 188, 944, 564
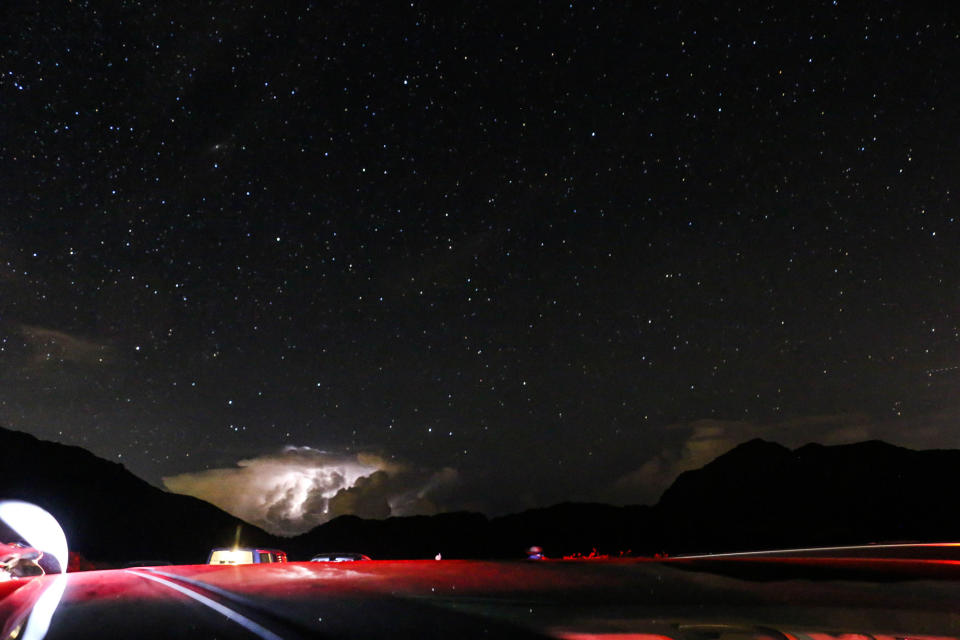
655, 438, 960, 553
284, 503, 655, 560
1, 426, 959, 564
0, 426, 277, 565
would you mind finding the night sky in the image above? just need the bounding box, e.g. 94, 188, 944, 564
3, 1, 960, 535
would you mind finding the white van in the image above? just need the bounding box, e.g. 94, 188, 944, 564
207, 547, 288, 565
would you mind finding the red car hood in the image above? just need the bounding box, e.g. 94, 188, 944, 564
2, 556, 960, 639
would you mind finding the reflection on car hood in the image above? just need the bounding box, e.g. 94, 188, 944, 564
2, 553, 960, 639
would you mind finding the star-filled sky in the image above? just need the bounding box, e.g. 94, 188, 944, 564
3, 1, 960, 535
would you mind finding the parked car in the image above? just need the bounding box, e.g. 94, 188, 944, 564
310, 552, 371, 562
207, 547, 288, 565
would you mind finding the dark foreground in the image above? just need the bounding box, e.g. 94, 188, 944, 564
4, 546, 960, 639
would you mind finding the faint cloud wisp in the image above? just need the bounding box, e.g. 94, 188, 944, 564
17, 324, 113, 370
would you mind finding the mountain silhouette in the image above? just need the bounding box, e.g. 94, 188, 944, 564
655, 438, 960, 552
2, 426, 959, 563
0, 426, 277, 564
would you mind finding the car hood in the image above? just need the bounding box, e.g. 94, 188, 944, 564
2, 557, 960, 639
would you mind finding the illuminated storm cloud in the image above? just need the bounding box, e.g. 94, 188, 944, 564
163, 447, 457, 535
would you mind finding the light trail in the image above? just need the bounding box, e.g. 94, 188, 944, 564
128, 570, 286, 640
676, 542, 960, 560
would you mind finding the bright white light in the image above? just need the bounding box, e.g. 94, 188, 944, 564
0, 501, 68, 574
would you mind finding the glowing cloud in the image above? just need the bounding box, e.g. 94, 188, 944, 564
163, 447, 457, 535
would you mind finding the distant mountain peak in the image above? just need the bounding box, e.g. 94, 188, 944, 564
653, 437, 960, 553
727, 437, 790, 455
0, 425, 277, 563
